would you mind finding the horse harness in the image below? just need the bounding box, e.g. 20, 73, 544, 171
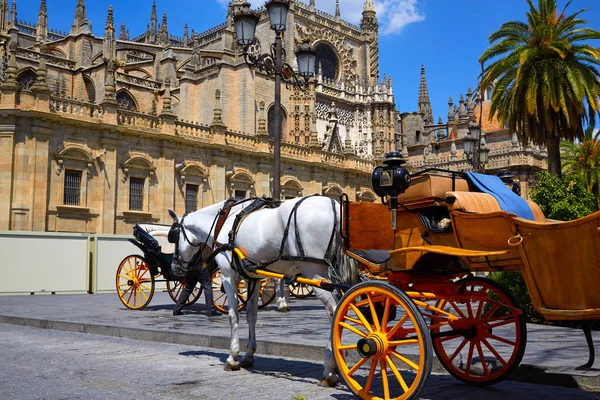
205, 195, 339, 281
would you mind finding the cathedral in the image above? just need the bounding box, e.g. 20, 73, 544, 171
0, 0, 546, 235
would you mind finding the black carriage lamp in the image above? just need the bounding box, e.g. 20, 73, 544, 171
371, 152, 411, 230
463, 121, 489, 172
234, 0, 316, 201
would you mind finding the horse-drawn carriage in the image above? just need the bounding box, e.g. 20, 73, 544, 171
115, 224, 277, 312
126, 151, 599, 400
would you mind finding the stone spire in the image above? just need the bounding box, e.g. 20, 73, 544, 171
458, 94, 467, 120
103, 5, 115, 60
70, 0, 90, 35
36, 0, 47, 43
447, 96, 454, 123
149, 0, 157, 43
158, 12, 169, 46
211, 89, 225, 128
417, 65, 433, 125
466, 87, 475, 120
119, 21, 128, 40
183, 23, 189, 46
103, 59, 117, 105
32, 44, 50, 94
9, 0, 16, 27
361, 0, 378, 85
0, 0, 8, 33
309, 0, 315, 10
335, 0, 340, 21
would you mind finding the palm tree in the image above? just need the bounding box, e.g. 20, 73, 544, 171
561, 125, 600, 208
479, 0, 600, 176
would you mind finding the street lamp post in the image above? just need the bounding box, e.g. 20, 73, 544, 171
234, 0, 316, 200
463, 120, 489, 172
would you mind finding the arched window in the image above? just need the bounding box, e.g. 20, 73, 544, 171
116, 91, 137, 111
17, 70, 37, 91
268, 105, 287, 138
84, 76, 96, 103
315, 43, 338, 81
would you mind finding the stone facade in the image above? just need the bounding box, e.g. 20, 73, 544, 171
398, 66, 548, 199
0, 0, 394, 234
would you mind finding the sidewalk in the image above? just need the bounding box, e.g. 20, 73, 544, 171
1, 291, 599, 391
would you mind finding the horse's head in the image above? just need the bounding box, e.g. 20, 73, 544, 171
167, 208, 207, 277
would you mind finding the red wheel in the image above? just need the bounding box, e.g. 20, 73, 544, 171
166, 278, 203, 305
431, 277, 526, 386
116, 255, 154, 310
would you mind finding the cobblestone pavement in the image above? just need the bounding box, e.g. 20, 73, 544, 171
1, 323, 600, 400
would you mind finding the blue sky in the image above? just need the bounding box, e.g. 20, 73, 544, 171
18, 0, 600, 121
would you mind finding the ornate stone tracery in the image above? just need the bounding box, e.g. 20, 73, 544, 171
295, 23, 358, 86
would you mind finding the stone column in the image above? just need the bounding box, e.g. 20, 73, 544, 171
0, 116, 16, 230
159, 140, 175, 224
31, 125, 52, 231
211, 152, 228, 202
99, 131, 119, 234
257, 160, 272, 198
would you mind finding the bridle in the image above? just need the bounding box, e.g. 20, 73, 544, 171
169, 198, 240, 270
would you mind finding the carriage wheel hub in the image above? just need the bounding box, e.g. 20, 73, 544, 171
357, 333, 388, 359
127, 279, 135, 286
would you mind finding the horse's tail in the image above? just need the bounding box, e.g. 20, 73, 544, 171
331, 202, 361, 287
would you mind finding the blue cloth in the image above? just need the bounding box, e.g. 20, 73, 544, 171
466, 172, 535, 220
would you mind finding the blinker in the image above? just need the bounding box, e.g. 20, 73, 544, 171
168, 223, 180, 244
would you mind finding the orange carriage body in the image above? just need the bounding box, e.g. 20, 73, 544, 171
343, 172, 600, 321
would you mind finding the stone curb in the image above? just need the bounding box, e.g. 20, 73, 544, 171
2, 314, 599, 391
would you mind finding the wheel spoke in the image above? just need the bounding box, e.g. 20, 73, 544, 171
139, 288, 149, 301
448, 338, 468, 362
386, 355, 409, 393
448, 301, 468, 319
386, 314, 408, 339
476, 342, 489, 376
481, 303, 500, 320
380, 359, 390, 400
363, 359, 377, 394
340, 321, 368, 338
488, 334, 517, 346
465, 341, 475, 375
486, 319, 517, 329
482, 338, 507, 365
438, 334, 462, 343
367, 293, 381, 332
343, 315, 363, 325
381, 297, 391, 333
349, 303, 375, 334
388, 339, 420, 346
391, 350, 419, 371
338, 344, 357, 351
348, 355, 369, 376
475, 299, 484, 320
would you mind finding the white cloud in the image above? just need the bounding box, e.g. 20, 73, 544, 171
217, 1, 425, 35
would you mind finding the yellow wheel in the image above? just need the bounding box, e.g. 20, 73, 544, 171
256, 278, 276, 308
289, 282, 314, 298
212, 269, 245, 314
332, 281, 432, 400
116, 255, 155, 310
166, 278, 203, 305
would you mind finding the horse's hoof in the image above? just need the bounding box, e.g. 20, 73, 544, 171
318, 376, 338, 387
319, 378, 337, 387
240, 358, 254, 369
277, 306, 291, 313
224, 362, 240, 371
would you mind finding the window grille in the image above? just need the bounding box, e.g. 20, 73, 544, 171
185, 184, 199, 214
129, 177, 144, 211
63, 170, 82, 206
234, 190, 247, 200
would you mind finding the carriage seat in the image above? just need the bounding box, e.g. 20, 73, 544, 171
150, 232, 175, 255
136, 224, 175, 255
345, 249, 391, 274
445, 191, 546, 221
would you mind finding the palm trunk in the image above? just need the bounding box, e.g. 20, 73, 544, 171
546, 135, 562, 177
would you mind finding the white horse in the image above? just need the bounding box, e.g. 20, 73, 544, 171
168, 196, 359, 386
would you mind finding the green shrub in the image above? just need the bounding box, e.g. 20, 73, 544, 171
530, 171, 596, 220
